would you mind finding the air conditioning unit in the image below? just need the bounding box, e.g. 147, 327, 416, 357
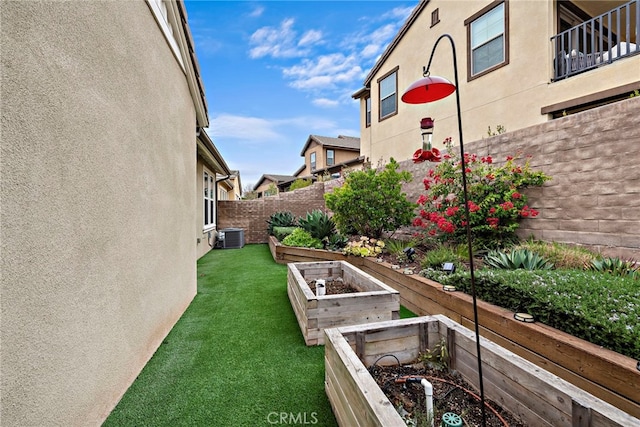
217, 228, 244, 249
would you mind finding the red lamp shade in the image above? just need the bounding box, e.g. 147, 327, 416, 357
401, 75, 456, 104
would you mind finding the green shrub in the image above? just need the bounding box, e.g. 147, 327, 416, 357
484, 249, 554, 270
298, 210, 336, 241
324, 158, 415, 238
288, 178, 313, 191
588, 257, 639, 279
272, 226, 297, 241
281, 228, 323, 249
267, 211, 297, 235
419, 269, 640, 359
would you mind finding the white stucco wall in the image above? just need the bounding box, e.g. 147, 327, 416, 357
1, 1, 197, 425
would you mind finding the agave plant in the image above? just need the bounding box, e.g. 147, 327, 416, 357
588, 257, 639, 279
484, 249, 554, 270
266, 211, 297, 236
298, 210, 336, 241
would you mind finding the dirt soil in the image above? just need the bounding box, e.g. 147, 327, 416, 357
369, 362, 526, 427
307, 278, 359, 295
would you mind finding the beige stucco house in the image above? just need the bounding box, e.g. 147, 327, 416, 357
353, 0, 640, 163
2, 1, 229, 425
295, 134, 364, 179
217, 170, 243, 201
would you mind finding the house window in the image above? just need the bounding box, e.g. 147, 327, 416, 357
365, 96, 371, 127
203, 171, 215, 229
327, 149, 335, 166
147, 0, 184, 70
466, 2, 508, 79
378, 67, 398, 120
431, 8, 440, 27
310, 152, 316, 170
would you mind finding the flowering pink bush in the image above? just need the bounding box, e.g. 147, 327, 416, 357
413, 139, 551, 247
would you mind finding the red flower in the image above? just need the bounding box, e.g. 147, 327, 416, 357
423, 178, 431, 190
481, 156, 493, 164
487, 217, 500, 228
467, 201, 480, 212
485, 173, 495, 180
489, 207, 497, 214
445, 206, 459, 217
512, 192, 522, 199
499, 201, 514, 210
417, 194, 428, 205
412, 218, 424, 227
506, 155, 514, 161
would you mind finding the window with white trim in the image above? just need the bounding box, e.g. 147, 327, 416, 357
378, 69, 398, 120
365, 96, 371, 127
468, 2, 507, 77
204, 171, 215, 229
326, 149, 335, 166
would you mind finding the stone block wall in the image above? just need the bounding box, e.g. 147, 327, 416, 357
218, 97, 640, 258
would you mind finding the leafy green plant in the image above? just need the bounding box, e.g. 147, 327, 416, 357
384, 238, 416, 263
272, 226, 297, 242
487, 124, 506, 136
419, 268, 640, 359
288, 178, 313, 191
297, 209, 336, 241
325, 158, 415, 238
343, 236, 385, 257
420, 246, 464, 272
588, 257, 638, 279
413, 139, 551, 249
267, 211, 297, 236
483, 249, 554, 270
418, 337, 449, 370
281, 228, 323, 249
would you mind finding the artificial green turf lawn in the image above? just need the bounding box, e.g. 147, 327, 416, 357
104, 244, 416, 426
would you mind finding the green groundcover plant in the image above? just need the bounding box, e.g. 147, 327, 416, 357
420, 268, 640, 359
413, 139, 550, 248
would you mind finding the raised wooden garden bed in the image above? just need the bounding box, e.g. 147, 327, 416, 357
287, 261, 400, 346
324, 315, 639, 427
269, 237, 640, 417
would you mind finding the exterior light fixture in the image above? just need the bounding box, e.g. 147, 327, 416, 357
442, 262, 456, 274
514, 313, 535, 323
401, 33, 487, 427
403, 247, 416, 262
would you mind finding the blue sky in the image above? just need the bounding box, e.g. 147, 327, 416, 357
184, 0, 418, 189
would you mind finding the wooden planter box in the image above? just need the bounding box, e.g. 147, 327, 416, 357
324, 315, 639, 427
287, 261, 400, 346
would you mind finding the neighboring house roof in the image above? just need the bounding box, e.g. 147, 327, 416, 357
355, 0, 428, 95
299, 135, 360, 156
174, 0, 209, 127
197, 128, 231, 175
253, 174, 297, 191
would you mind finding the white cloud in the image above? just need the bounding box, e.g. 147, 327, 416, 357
249, 5, 264, 18
206, 114, 282, 141
283, 53, 363, 91
298, 29, 323, 47
383, 6, 415, 21
248, 18, 321, 59
312, 98, 340, 108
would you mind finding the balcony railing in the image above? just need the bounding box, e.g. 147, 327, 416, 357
551, 0, 639, 81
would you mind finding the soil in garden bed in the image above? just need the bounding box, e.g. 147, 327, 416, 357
369, 362, 526, 427
306, 278, 360, 295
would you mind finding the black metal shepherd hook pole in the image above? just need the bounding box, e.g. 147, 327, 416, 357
403, 33, 486, 426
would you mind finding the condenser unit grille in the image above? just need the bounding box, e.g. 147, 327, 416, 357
219, 228, 244, 249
